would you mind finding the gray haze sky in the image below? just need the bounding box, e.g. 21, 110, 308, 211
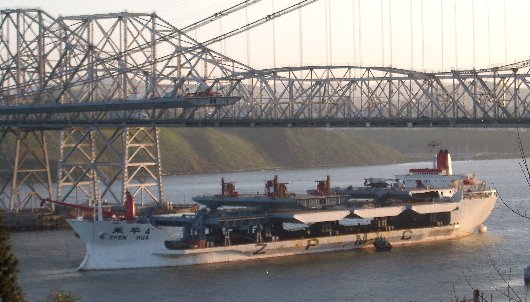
1, 0, 528, 71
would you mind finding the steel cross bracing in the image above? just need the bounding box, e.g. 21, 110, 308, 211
209, 65, 530, 127
4, 9, 530, 127
2, 8, 530, 211
56, 127, 162, 206
6, 64, 530, 127
0, 10, 247, 116
121, 127, 163, 207
48, 12, 247, 205
0, 129, 53, 212
0, 9, 251, 207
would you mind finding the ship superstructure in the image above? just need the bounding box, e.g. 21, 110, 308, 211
67, 150, 496, 270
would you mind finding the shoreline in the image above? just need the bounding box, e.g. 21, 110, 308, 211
161, 152, 521, 177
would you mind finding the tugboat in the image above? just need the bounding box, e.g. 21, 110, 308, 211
373, 237, 392, 252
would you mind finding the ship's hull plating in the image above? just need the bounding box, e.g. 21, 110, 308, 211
68, 194, 496, 270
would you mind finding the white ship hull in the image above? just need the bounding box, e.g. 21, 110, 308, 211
68, 194, 496, 270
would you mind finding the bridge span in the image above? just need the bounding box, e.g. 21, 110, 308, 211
1, 8, 529, 213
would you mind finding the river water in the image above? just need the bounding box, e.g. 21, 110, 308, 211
11, 159, 530, 301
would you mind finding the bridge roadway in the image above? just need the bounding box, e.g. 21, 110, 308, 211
0, 96, 240, 129
3, 117, 529, 129
2, 95, 530, 129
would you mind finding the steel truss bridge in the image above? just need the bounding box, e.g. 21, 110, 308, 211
1, 8, 530, 212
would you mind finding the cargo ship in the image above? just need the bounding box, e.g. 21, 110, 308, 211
67, 150, 496, 270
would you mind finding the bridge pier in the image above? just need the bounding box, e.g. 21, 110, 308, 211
0, 128, 53, 212
122, 127, 164, 206
57, 127, 163, 207
57, 128, 107, 207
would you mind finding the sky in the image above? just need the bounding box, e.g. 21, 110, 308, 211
1, 0, 528, 71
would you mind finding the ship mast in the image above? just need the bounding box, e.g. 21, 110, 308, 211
427, 141, 440, 169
